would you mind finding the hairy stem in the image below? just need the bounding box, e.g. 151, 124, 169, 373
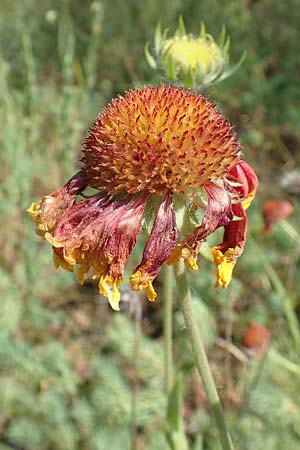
130, 296, 142, 450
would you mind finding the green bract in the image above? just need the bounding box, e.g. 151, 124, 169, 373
145, 17, 246, 89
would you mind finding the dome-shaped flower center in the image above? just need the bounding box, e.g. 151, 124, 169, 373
81, 84, 240, 196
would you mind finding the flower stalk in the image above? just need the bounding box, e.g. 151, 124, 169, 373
174, 260, 234, 450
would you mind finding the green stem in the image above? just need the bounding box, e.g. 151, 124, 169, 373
130, 297, 142, 450
269, 349, 300, 376
163, 264, 174, 394
280, 220, 300, 244
175, 260, 234, 450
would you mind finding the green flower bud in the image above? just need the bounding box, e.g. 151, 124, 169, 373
145, 17, 246, 89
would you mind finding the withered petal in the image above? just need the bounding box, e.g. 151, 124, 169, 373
130, 193, 178, 301
27, 171, 87, 236
47, 193, 147, 310
168, 181, 233, 269
212, 202, 248, 288
227, 159, 258, 210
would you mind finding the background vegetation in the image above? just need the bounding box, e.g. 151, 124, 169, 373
0, 0, 300, 449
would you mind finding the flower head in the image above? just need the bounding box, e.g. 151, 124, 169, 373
145, 18, 245, 89
81, 85, 239, 196
28, 84, 257, 309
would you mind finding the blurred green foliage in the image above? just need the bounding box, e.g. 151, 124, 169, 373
1, 0, 300, 449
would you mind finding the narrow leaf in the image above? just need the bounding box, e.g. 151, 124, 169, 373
154, 21, 162, 54
144, 42, 157, 69
219, 24, 226, 47
183, 68, 195, 89
200, 21, 206, 39
166, 58, 177, 80
217, 50, 247, 83
178, 15, 186, 36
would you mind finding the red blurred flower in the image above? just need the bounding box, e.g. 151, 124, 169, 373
242, 322, 271, 351
27, 85, 257, 309
262, 199, 294, 234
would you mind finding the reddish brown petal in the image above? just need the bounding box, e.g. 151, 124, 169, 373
46, 193, 112, 275
168, 182, 233, 269
130, 193, 178, 302
227, 160, 258, 209
240, 160, 258, 195
211, 160, 257, 287
27, 171, 87, 236
46, 193, 147, 310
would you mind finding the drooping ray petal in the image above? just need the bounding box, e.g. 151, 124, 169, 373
211, 202, 247, 288
46, 193, 147, 310
27, 171, 87, 236
227, 160, 258, 210
211, 160, 258, 288
47, 193, 112, 269
168, 181, 233, 269
95, 194, 147, 310
130, 193, 179, 302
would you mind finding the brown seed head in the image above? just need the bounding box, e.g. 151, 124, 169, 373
81, 85, 240, 196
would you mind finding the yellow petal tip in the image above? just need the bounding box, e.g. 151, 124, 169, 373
145, 282, 157, 302
98, 275, 121, 311
26, 203, 36, 214
168, 240, 199, 271
182, 248, 198, 271
130, 270, 157, 302
241, 190, 256, 211
211, 247, 235, 288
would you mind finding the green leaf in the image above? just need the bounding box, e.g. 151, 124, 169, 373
144, 42, 157, 69
162, 27, 169, 44
218, 24, 226, 48
166, 57, 177, 80
154, 21, 162, 54
200, 21, 206, 39
223, 36, 231, 56
217, 50, 247, 83
177, 15, 186, 36
183, 67, 195, 89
